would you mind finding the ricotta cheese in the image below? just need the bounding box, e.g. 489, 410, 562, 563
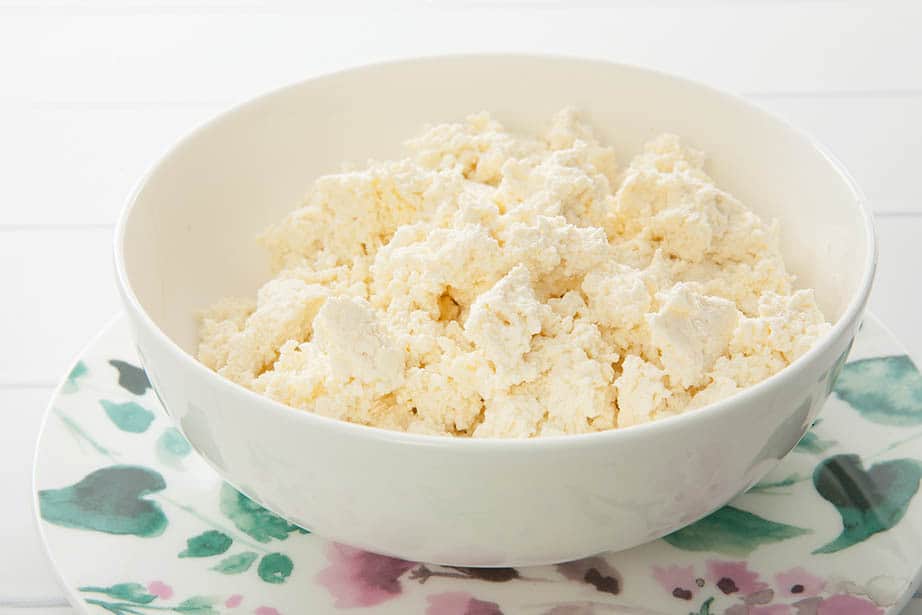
198, 109, 831, 437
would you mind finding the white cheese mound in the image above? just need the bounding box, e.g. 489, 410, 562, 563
198, 109, 830, 437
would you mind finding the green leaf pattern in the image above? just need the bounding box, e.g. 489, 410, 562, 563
100, 400, 155, 434
663, 506, 809, 556
211, 551, 258, 574
84, 591, 219, 615
257, 553, 294, 584
80, 583, 156, 604
62, 361, 89, 394
833, 355, 922, 425
795, 431, 837, 455
43, 347, 922, 612
219, 484, 306, 542
39, 465, 168, 538
179, 530, 233, 558
109, 359, 152, 395
813, 454, 922, 553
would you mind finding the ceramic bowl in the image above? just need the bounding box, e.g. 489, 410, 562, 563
114, 55, 876, 567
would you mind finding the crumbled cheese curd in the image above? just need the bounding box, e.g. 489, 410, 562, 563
198, 109, 830, 438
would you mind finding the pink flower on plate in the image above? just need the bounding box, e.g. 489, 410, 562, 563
146, 581, 173, 599
706, 560, 768, 596
254, 608, 280, 615
775, 567, 826, 598
426, 592, 503, 615
316, 542, 417, 607
817, 594, 884, 615
651, 565, 700, 600
750, 605, 793, 615
224, 594, 243, 608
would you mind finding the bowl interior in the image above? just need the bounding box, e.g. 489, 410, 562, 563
120, 55, 872, 355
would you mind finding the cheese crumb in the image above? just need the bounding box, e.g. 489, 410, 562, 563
198, 109, 831, 437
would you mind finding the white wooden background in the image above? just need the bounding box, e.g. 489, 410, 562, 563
2, 1, 921, 612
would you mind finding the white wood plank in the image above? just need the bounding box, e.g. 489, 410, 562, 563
0, 389, 68, 604
1, 95, 920, 227
0, 229, 118, 386
0, 608, 72, 614
0, 103, 221, 226
868, 216, 922, 364
0, 0, 863, 11
0, 3, 920, 105
757, 96, 922, 215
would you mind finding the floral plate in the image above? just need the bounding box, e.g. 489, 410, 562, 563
34, 314, 922, 615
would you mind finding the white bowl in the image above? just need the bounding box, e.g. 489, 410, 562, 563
114, 55, 876, 567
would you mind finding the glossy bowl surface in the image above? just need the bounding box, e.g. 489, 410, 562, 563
114, 55, 876, 566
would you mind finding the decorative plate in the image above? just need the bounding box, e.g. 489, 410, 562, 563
34, 314, 922, 615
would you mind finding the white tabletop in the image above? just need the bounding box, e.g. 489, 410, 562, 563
3, 1, 921, 612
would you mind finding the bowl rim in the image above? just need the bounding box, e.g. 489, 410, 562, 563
113, 52, 878, 450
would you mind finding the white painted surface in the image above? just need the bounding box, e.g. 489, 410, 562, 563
0, 609, 72, 615
0, 390, 64, 605
1, 230, 118, 387
2, 1, 920, 611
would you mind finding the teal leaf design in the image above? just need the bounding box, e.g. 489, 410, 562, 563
158, 428, 190, 456
796, 431, 837, 454
748, 473, 807, 493
219, 484, 307, 542
39, 465, 167, 537
176, 596, 218, 614
54, 408, 117, 460
258, 552, 293, 584
663, 505, 809, 556
179, 530, 233, 558
79, 583, 155, 604
156, 427, 191, 467
109, 359, 151, 395
62, 361, 88, 394
85, 598, 146, 614
693, 597, 715, 615
813, 454, 922, 553
212, 551, 258, 574
100, 400, 154, 433
82, 592, 219, 615
833, 355, 922, 425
